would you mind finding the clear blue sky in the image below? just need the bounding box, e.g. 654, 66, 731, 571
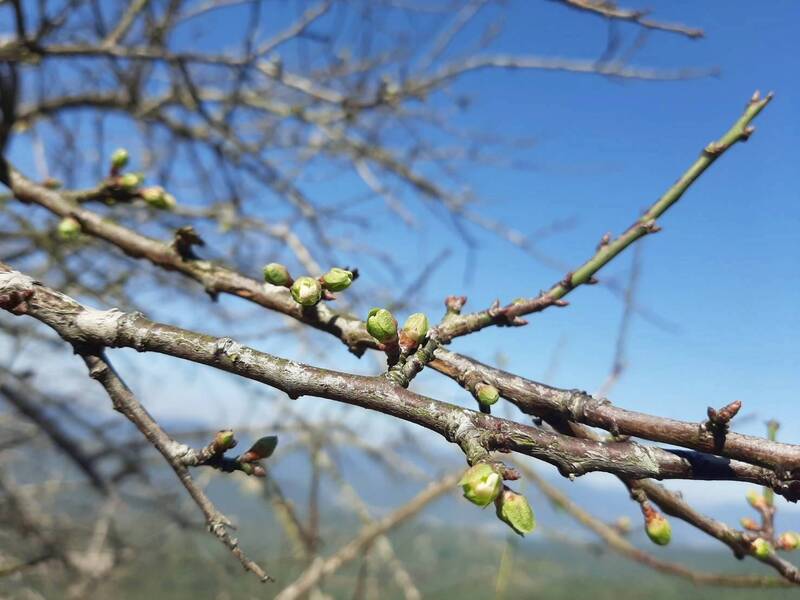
4, 1, 799, 509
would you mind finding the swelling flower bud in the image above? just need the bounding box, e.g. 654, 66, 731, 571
111, 148, 129, 170
263, 262, 291, 287
57, 217, 81, 241
495, 488, 536, 536
777, 532, 800, 551
367, 308, 398, 343
141, 186, 176, 210
401, 313, 429, 344
752, 538, 774, 559
290, 276, 322, 306
459, 463, 502, 507
119, 172, 143, 191
321, 268, 353, 292
645, 513, 672, 546
475, 383, 500, 407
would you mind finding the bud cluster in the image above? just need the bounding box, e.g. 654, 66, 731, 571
263, 264, 356, 307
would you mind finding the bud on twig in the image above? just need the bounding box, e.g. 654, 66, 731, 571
119, 172, 143, 191
214, 430, 237, 452
57, 217, 81, 241
752, 538, 774, 559
475, 383, 500, 408
643, 507, 671, 546
746, 489, 767, 511
444, 295, 467, 315
263, 262, 292, 287
398, 312, 428, 352
495, 488, 536, 536
239, 435, 278, 463
290, 276, 322, 306
321, 268, 353, 292
367, 308, 398, 343
459, 463, 502, 507
777, 532, 800, 551
739, 517, 760, 531
141, 186, 176, 210
110, 148, 129, 171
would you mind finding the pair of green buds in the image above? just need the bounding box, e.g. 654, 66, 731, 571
459, 464, 536, 536
366, 309, 429, 347
263, 264, 354, 306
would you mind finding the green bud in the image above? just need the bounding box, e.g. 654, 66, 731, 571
57, 217, 81, 241
645, 513, 672, 546
119, 172, 143, 191
290, 276, 322, 306
263, 262, 291, 287
401, 313, 429, 344
752, 537, 774, 559
476, 383, 499, 407
459, 463, 502, 507
111, 148, 129, 170
495, 488, 536, 536
141, 186, 175, 210
321, 267, 353, 292
777, 532, 800, 551
366, 308, 398, 343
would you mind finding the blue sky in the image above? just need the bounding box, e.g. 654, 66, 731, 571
3, 1, 799, 518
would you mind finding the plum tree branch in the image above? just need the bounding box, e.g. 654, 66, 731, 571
2, 264, 799, 501
431, 349, 800, 473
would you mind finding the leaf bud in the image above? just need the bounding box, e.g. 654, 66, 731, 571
495, 488, 536, 536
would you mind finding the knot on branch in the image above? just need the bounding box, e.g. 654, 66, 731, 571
0, 270, 36, 314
